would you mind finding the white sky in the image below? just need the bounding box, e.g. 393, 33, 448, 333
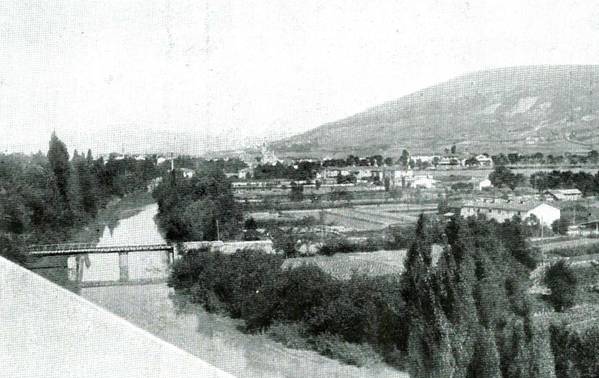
2, 0, 599, 153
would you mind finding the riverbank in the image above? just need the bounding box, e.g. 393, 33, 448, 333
82, 284, 406, 378
68, 191, 155, 244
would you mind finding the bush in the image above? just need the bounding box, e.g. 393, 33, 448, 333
550, 323, 599, 378
169, 249, 283, 318
319, 236, 382, 256
544, 260, 578, 312
309, 333, 383, 367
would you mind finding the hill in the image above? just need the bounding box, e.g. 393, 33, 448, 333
273, 65, 599, 157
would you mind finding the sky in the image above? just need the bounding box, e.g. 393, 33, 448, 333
2, 0, 599, 154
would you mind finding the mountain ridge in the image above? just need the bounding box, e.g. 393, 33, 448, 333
273, 65, 599, 156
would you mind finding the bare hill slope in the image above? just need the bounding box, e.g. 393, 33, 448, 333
274, 65, 599, 156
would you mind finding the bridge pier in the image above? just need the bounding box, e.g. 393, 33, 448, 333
118, 252, 129, 281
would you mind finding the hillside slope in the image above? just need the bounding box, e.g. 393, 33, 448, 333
274, 65, 599, 156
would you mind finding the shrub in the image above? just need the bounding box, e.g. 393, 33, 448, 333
544, 260, 578, 312
168, 249, 283, 318
309, 333, 383, 367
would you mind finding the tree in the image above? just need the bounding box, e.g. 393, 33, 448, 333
47, 132, 71, 203
544, 260, 577, 312
551, 218, 570, 235
73, 154, 98, 216
469, 327, 502, 378
289, 181, 304, 202
399, 149, 410, 167
403, 215, 457, 377
489, 166, 519, 190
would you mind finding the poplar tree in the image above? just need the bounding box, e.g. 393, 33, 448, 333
47, 132, 71, 203
403, 215, 456, 377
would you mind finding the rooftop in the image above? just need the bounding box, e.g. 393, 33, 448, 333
462, 199, 557, 212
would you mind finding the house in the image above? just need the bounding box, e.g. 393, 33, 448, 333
383, 167, 414, 187
543, 189, 582, 202
237, 167, 253, 179
475, 154, 493, 167
178, 168, 195, 178
437, 156, 461, 169
460, 199, 560, 227
412, 175, 436, 189
478, 178, 493, 191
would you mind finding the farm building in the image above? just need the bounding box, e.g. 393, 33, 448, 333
478, 178, 493, 191
460, 199, 560, 227
474, 154, 493, 167
567, 219, 599, 236
543, 189, 582, 202
178, 168, 195, 178
412, 175, 436, 189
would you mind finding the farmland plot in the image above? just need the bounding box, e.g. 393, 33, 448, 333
284, 250, 408, 279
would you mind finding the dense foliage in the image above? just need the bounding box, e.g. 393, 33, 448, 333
493, 151, 599, 166
153, 164, 243, 241
168, 248, 408, 367
0, 133, 157, 263
530, 170, 599, 195
489, 166, 526, 190
169, 214, 554, 375
402, 215, 552, 377
544, 260, 578, 312
549, 323, 599, 378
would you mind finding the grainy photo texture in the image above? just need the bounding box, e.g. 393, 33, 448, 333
1, 1, 599, 377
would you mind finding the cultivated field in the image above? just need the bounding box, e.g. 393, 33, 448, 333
536, 237, 599, 253
283, 250, 408, 279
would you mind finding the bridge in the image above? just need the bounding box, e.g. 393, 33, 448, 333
27, 242, 177, 282
27, 242, 174, 256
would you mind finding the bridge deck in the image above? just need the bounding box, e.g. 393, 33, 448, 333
28, 243, 173, 256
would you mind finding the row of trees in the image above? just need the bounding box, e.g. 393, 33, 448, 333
152, 164, 243, 241
492, 151, 599, 166
169, 156, 247, 173
530, 170, 599, 195
168, 213, 557, 376
253, 161, 320, 181
0, 133, 157, 263
403, 215, 553, 377
488, 165, 599, 195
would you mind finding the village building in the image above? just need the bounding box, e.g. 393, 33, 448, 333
382, 166, 414, 187
460, 198, 560, 227
478, 178, 493, 191
474, 154, 493, 167
542, 189, 582, 202
178, 168, 195, 179
412, 175, 436, 189
437, 156, 462, 169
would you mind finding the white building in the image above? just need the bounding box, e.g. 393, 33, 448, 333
475, 154, 493, 167
461, 199, 560, 227
478, 178, 493, 191
178, 168, 195, 178
412, 175, 436, 189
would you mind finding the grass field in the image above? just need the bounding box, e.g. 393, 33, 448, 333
284, 250, 408, 279
538, 237, 599, 253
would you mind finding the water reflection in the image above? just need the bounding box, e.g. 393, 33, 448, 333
66, 204, 170, 286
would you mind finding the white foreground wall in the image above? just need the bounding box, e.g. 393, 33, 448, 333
0, 256, 234, 378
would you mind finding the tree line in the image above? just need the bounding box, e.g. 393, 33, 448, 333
0, 133, 159, 263
152, 163, 243, 241
168, 214, 559, 376
492, 151, 599, 166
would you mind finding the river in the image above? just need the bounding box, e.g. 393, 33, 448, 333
75, 202, 406, 378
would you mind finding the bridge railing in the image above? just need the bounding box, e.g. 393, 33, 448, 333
28, 242, 98, 252
27, 243, 172, 252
